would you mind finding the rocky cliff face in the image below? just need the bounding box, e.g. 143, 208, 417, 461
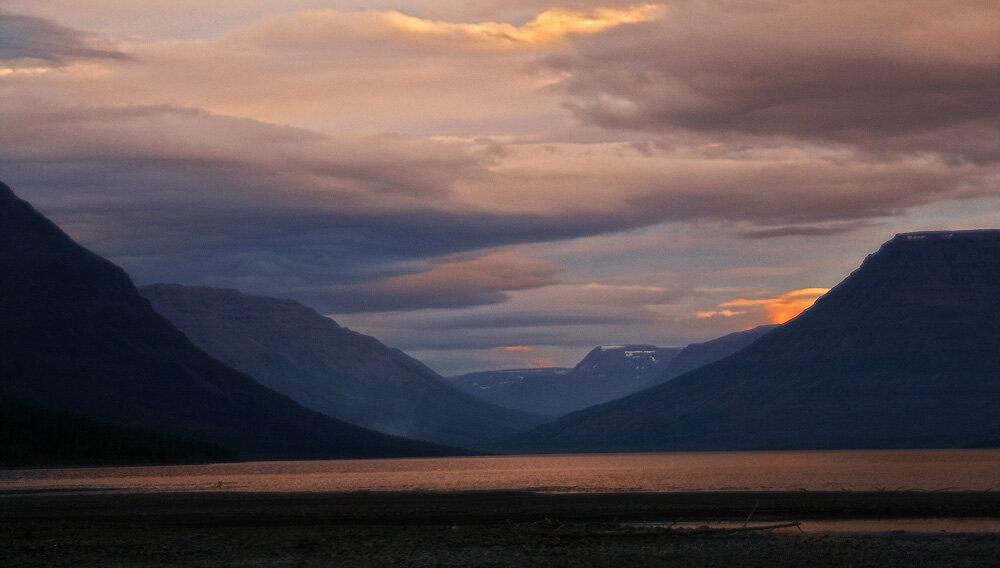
496, 231, 1000, 453
447, 345, 679, 415
140, 284, 547, 446
0, 181, 460, 460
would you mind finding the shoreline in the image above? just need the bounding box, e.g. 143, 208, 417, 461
7, 489, 1000, 524
6, 490, 1000, 567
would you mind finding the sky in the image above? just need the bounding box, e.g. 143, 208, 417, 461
2, 1, 999, 375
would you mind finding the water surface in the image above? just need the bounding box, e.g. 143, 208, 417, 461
3, 449, 998, 495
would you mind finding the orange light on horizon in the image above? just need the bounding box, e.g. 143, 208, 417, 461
718, 288, 830, 325
762, 288, 829, 324
499, 345, 533, 352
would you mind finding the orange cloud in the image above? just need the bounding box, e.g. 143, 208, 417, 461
500, 345, 533, 352
238, 5, 666, 53
764, 288, 830, 324
0, 66, 55, 77
386, 5, 666, 50
694, 309, 742, 319
718, 288, 830, 324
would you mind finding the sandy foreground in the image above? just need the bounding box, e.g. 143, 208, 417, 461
4, 490, 1000, 567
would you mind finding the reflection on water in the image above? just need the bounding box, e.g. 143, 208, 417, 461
2, 449, 999, 495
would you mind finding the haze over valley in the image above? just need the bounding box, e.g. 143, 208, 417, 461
3, 180, 1000, 462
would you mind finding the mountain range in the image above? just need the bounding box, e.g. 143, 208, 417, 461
496, 231, 1000, 453
643, 325, 777, 389
447, 345, 680, 415
140, 284, 547, 447
0, 181, 462, 461
6, 176, 1000, 462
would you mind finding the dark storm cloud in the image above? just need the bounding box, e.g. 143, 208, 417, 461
0, 101, 614, 312
380, 330, 603, 351
307, 288, 511, 313
0, 12, 130, 63
421, 312, 639, 330
296, 253, 562, 313
737, 223, 870, 240
548, 1, 1000, 160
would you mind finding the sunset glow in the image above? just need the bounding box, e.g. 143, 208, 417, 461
3, 1, 999, 374
714, 288, 831, 325
386, 5, 666, 49
761, 288, 831, 325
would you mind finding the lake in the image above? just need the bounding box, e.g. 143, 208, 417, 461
3, 449, 999, 495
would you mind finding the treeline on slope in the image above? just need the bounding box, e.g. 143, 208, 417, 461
0, 398, 237, 467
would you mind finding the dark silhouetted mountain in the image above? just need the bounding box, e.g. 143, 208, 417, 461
447, 345, 680, 415
139, 284, 548, 446
644, 325, 778, 389
0, 398, 238, 467
497, 231, 1000, 453
0, 181, 462, 461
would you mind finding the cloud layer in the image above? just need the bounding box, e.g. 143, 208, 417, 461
5, 96, 990, 317
243, 5, 665, 52
550, 1, 1000, 162
4, 2, 1000, 372
0, 11, 128, 65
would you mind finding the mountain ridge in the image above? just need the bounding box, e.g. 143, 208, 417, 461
0, 181, 464, 461
645, 325, 778, 389
494, 230, 1000, 453
140, 283, 548, 446
447, 344, 680, 415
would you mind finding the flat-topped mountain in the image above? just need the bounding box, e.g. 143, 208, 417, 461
447, 367, 572, 397
497, 231, 1000, 453
140, 284, 547, 446
447, 345, 680, 415
0, 181, 461, 461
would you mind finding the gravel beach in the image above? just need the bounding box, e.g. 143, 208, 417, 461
4, 490, 1000, 567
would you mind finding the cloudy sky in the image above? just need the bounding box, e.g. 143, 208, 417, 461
3, 1, 999, 375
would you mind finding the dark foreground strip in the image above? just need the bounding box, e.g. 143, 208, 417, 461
3, 491, 1000, 528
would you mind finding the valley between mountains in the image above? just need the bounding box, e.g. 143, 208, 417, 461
3, 179, 1000, 464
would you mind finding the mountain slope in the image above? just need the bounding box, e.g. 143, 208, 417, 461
0, 398, 238, 467
644, 325, 777, 389
447, 345, 680, 415
140, 284, 548, 446
497, 231, 1000, 453
0, 181, 462, 460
